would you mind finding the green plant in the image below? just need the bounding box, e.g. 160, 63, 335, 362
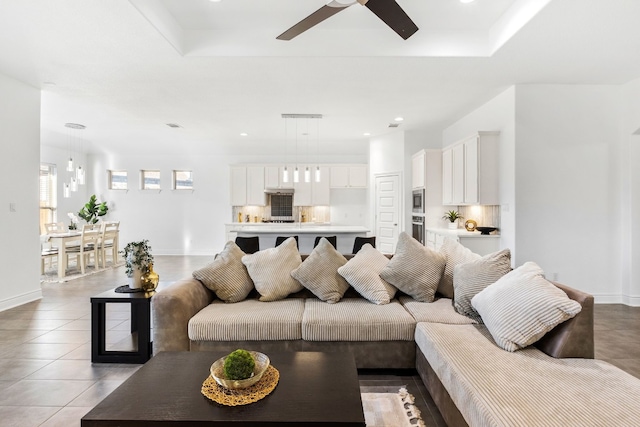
120, 240, 154, 277
78, 195, 108, 224
442, 210, 463, 223
223, 349, 255, 380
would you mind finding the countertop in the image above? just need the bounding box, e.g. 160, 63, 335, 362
426, 227, 500, 238
228, 223, 369, 234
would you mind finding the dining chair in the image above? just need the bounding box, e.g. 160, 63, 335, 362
313, 236, 337, 249
275, 236, 298, 249
66, 223, 101, 274
352, 236, 376, 254
99, 221, 120, 268
235, 236, 260, 254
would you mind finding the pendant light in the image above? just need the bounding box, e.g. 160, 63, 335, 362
293, 119, 299, 183
63, 183, 70, 198
64, 123, 86, 193
76, 165, 85, 185
304, 118, 311, 183
315, 118, 321, 182
282, 117, 289, 183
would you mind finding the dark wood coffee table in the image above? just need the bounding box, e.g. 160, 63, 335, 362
81, 351, 365, 426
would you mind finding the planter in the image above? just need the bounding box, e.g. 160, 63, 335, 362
128, 268, 143, 289
448, 222, 458, 230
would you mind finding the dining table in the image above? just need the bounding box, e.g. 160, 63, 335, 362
47, 231, 82, 278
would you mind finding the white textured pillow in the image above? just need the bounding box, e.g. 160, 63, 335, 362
379, 232, 446, 302
291, 237, 350, 303
471, 262, 583, 352
192, 241, 254, 303
452, 249, 512, 322
241, 237, 303, 302
438, 237, 481, 298
337, 244, 396, 305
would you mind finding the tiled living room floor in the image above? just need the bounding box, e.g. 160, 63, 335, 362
0, 256, 639, 427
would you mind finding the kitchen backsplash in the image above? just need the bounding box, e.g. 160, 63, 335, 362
231, 206, 330, 223
456, 205, 501, 230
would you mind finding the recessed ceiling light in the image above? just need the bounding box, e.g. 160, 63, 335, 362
363, 132, 371, 136
394, 117, 404, 122
209, 0, 222, 2
240, 132, 248, 137
460, 0, 475, 3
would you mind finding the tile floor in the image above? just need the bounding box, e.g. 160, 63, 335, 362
0, 255, 638, 427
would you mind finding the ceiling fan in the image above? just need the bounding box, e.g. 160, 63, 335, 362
276, 0, 419, 41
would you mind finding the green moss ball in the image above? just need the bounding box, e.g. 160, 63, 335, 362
223, 349, 255, 380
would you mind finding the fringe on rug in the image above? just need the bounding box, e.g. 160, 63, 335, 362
399, 387, 426, 427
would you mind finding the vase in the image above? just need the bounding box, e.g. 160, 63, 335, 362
128, 268, 142, 289
448, 222, 458, 230
141, 263, 159, 292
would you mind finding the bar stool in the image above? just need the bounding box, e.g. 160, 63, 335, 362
313, 236, 337, 249
235, 236, 260, 254
352, 236, 376, 254
275, 236, 298, 249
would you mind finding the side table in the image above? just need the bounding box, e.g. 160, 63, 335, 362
90, 288, 154, 364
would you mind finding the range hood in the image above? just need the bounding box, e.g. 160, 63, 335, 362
264, 188, 294, 194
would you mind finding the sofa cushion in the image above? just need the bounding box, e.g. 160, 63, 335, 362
452, 249, 511, 323
290, 237, 350, 303
399, 296, 476, 325
437, 237, 481, 298
188, 298, 304, 341
337, 244, 396, 305
471, 262, 583, 352
380, 232, 446, 303
242, 237, 303, 302
302, 298, 415, 341
415, 322, 640, 427
192, 241, 254, 303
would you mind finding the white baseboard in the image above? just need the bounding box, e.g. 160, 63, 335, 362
593, 293, 640, 307
0, 289, 43, 312
621, 295, 640, 307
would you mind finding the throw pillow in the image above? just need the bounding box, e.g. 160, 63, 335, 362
379, 232, 446, 302
192, 241, 254, 303
337, 244, 396, 305
241, 237, 303, 302
437, 237, 481, 298
471, 262, 583, 352
452, 249, 511, 322
291, 237, 350, 303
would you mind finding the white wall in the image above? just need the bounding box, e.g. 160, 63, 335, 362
442, 87, 516, 259
0, 73, 41, 310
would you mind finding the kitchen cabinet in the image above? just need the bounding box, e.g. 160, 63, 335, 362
442, 131, 499, 206
230, 166, 247, 206
293, 165, 312, 206
265, 165, 294, 189
330, 165, 368, 188
426, 229, 499, 256
230, 165, 265, 206
312, 166, 331, 205
412, 150, 426, 189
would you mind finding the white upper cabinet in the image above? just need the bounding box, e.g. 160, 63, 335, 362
311, 166, 331, 206
412, 150, 426, 189
246, 166, 266, 206
330, 165, 368, 188
265, 165, 294, 189
442, 132, 499, 206
230, 166, 247, 206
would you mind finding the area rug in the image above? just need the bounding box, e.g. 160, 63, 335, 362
362, 387, 425, 427
40, 261, 124, 283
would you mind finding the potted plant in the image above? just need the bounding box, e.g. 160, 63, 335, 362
442, 210, 463, 230
120, 240, 154, 289
78, 194, 108, 224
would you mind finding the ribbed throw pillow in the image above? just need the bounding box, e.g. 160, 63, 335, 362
471, 262, 583, 352
337, 244, 396, 305
241, 237, 303, 302
438, 237, 481, 298
379, 232, 446, 302
452, 249, 511, 322
192, 241, 254, 303
291, 237, 350, 303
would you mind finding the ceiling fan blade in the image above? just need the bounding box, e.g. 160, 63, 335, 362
360, 0, 418, 40
277, 1, 355, 41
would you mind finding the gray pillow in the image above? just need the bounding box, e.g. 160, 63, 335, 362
452, 249, 511, 322
192, 241, 254, 303
380, 232, 446, 302
438, 237, 481, 298
241, 237, 303, 302
291, 237, 350, 303
471, 262, 582, 352
337, 244, 396, 305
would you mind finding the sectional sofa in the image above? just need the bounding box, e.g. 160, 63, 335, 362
152, 234, 640, 426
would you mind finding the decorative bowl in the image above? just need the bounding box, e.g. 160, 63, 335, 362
210, 351, 270, 389
476, 227, 498, 235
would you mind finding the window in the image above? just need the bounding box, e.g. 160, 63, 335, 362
39, 163, 57, 233
108, 170, 128, 190
172, 170, 193, 190
141, 170, 161, 190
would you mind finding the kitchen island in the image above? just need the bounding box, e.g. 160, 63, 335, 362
226, 223, 370, 254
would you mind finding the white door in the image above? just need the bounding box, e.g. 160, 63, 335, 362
375, 173, 401, 254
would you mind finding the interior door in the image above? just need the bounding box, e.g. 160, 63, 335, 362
375, 173, 401, 254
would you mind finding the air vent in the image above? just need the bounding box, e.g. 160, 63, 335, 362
388, 123, 400, 128
166, 123, 182, 128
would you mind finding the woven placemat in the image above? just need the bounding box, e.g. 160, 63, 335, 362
201, 365, 280, 406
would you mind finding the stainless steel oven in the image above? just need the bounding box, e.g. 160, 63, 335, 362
412, 189, 425, 214
412, 215, 424, 245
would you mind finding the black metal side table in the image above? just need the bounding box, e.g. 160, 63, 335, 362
90, 287, 154, 364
